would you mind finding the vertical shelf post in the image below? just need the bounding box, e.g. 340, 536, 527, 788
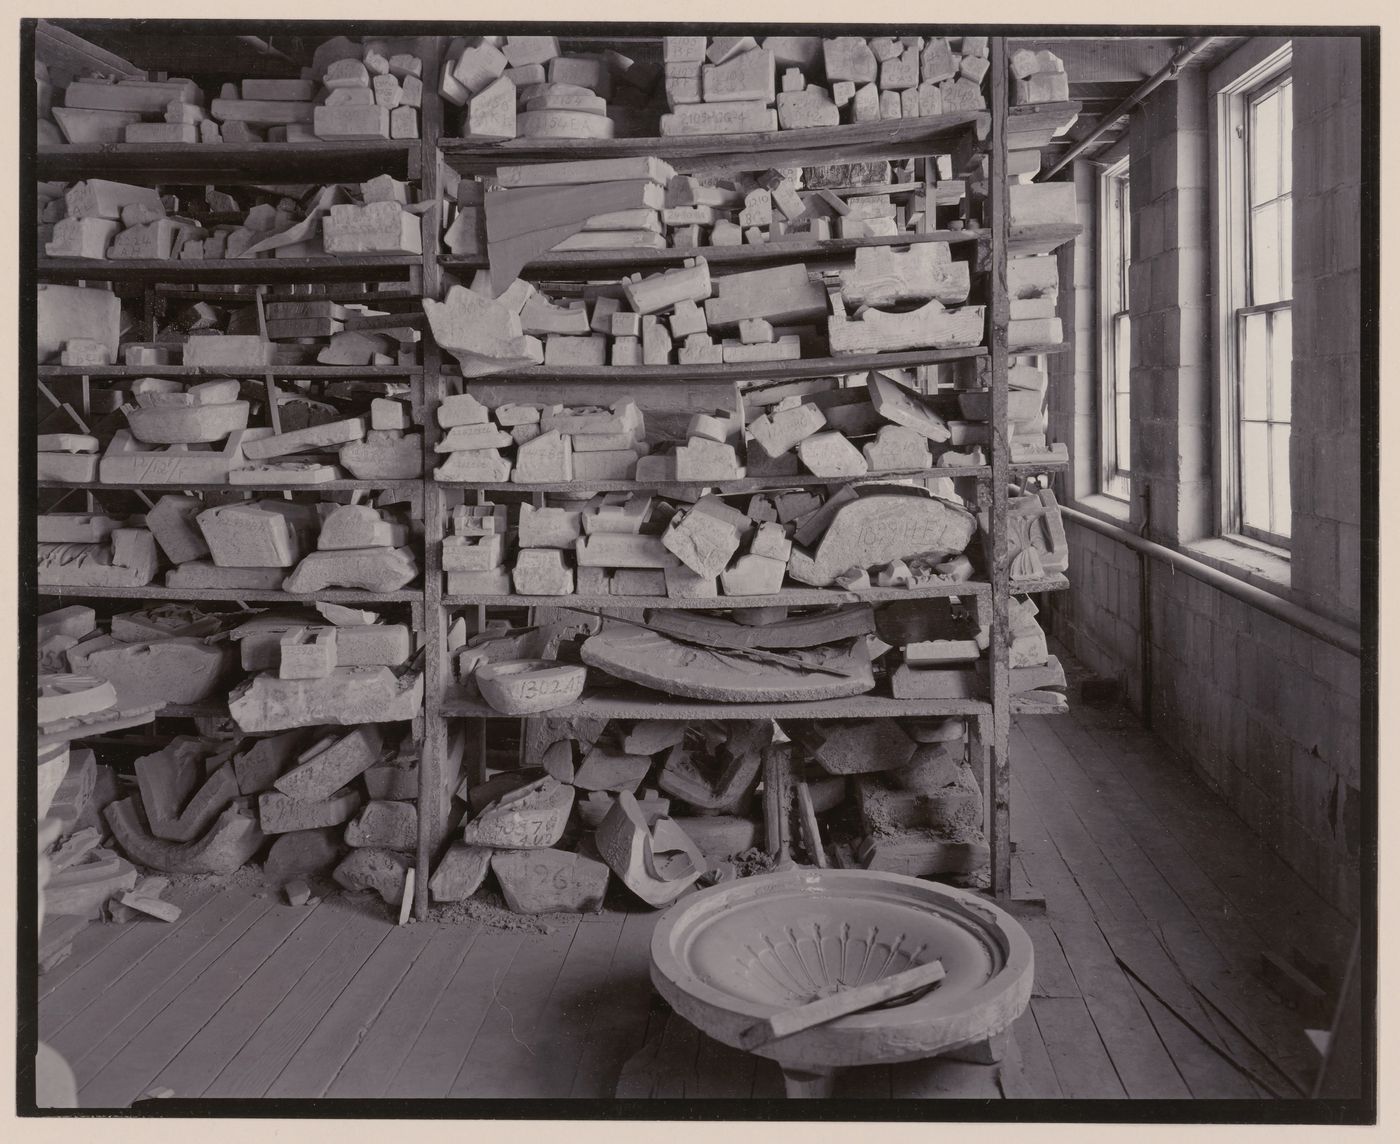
415, 35, 449, 921
987, 37, 1014, 898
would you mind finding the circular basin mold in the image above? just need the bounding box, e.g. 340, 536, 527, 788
474, 658, 586, 714
650, 868, 1034, 1078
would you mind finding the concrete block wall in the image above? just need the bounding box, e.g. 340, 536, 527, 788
1290, 38, 1363, 627
1044, 38, 1363, 923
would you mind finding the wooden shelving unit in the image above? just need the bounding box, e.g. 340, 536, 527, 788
33, 36, 441, 923
426, 39, 1081, 913
34, 31, 1082, 920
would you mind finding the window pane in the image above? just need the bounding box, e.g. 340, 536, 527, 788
1280, 195, 1293, 299
1270, 307, 1292, 422
1270, 422, 1292, 537
1240, 421, 1271, 532
1281, 82, 1293, 195
1241, 310, 1269, 420
1251, 88, 1282, 204
1251, 200, 1283, 303
1116, 391, 1132, 470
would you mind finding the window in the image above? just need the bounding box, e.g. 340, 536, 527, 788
1216, 45, 1293, 547
1099, 156, 1132, 500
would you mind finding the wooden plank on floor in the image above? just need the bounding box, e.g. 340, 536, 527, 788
1068, 706, 1351, 974
1028, 714, 1308, 1094
569, 909, 660, 1097
203, 903, 392, 1098
46, 889, 263, 1061
262, 912, 434, 1099
1128, 975, 1264, 1099
999, 1010, 1063, 1098
382, 926, 524, 1098
1020, 913, 1080, 998
79, 898, 314, 1108
1030, 996, 1126, 1099
1011, 728, 1195, 1098
325, 918, 484, 1099
499, 909, 628, 1097
38, 885, 216, 1001
68, 892, 274, 1093
447, 919, 581, 1097
41, 888, 229, 1041
149, 898, 359, 1098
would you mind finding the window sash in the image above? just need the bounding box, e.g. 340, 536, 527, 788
1233, 301, 1292, 546
1099, 158, 1132, 501
1213, 44, 1293, 551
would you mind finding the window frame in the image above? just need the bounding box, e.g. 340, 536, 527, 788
1097, 155, 1132, 501
1211, 40, 1294, 552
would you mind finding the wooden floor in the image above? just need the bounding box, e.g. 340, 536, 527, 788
37, 677, 1352, 1106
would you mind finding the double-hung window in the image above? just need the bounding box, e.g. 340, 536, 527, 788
1099, 156, 1132, 500
1216, 45, 1293, 547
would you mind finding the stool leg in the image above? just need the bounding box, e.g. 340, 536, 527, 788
781, 1066, 836, 1098
942, 1031, 1008, 1065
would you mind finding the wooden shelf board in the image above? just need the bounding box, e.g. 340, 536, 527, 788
449, 346, 986, 385
35, 584, 420, 603
157, 701, 227, 718
39, 708, 156, 748
37, 365, 422, 379
153, 284, 421, 303
1008, 573, 1071, 595
38, 255, 421, 283
1007, 223, 1083, 258
1005, 100, 1082, 138
443, 685, 990, 721
443, 582, 990, 610
440, 110, 988, 175
437, 460, 1066, 496
40, 479, 421, 493
36, 140, 417, 183
1010, 693, 1070, 715
441, 230, 984, 276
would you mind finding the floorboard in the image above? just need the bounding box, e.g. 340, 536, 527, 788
999, 1010, 1063, 1098
48, 890, 262, 1065
264, 920, 434, 1099
447, 918, 580, 1097
1070, 705, 1351, 972
42, 888, 229, 1043
1030, 997, 1126, 1099
1029, 711, 1317, 1092
38, 884, 214, 1002
204, 902, 392, 1098
68, 892, 274, 1095
381, 925, 524, 1099
153, 898, 359, 1098
570, 909, 660, 1097
506, 910, 628, 1097
1009, 754, 1191, 1099
326, 917, 482, 1099
79, 897, 312, 1108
